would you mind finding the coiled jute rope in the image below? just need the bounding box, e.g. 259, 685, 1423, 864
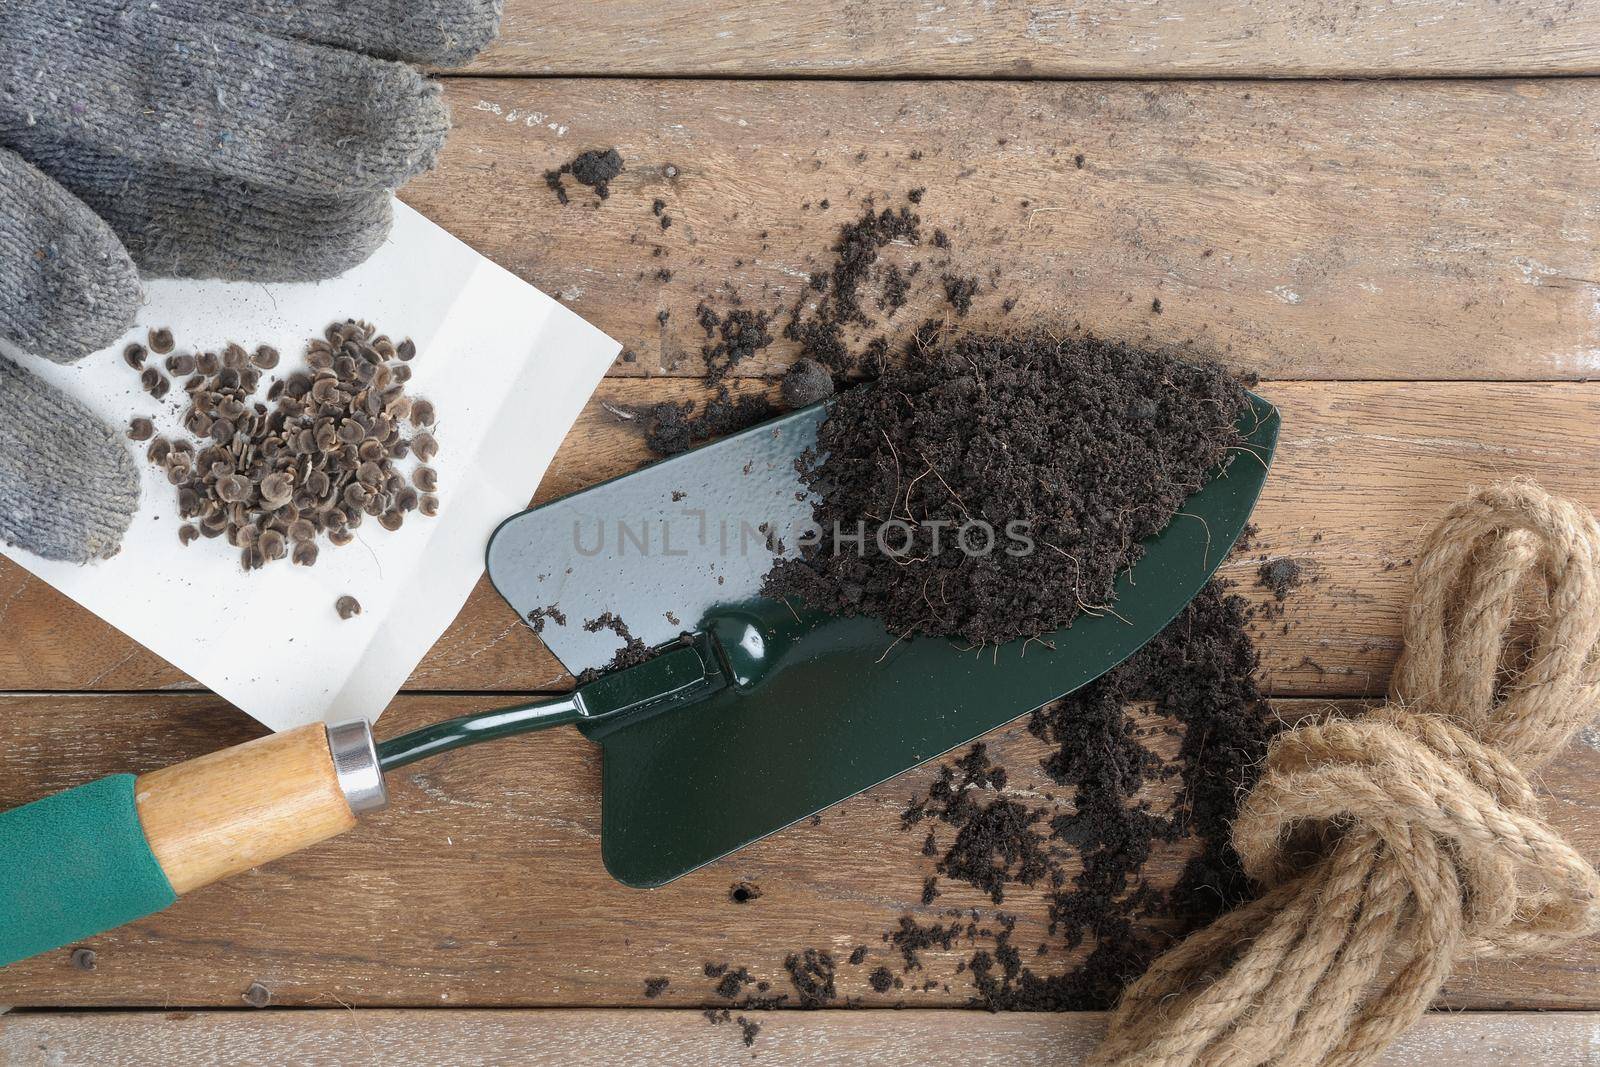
1091, 482, 1600, 1067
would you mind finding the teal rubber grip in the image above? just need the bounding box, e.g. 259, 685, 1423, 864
0, 774, 177, 967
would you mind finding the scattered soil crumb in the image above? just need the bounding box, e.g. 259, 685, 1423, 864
1257, 558, 1305, 601
729, 881, 764, 904
546, 147, 624, 204
575, 611, 657, 682
780, 359, 835, 408
526, 604, 568, 634
644, 977, 670, 998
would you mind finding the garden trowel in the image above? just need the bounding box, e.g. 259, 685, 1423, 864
0, 394, 1277, 966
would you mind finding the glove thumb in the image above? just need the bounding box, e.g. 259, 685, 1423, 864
0, 147, 142, 363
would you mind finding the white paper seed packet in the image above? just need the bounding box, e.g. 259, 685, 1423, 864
1, 202, 618, 732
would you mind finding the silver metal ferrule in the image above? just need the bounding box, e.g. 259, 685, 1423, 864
325, 719, 389, 815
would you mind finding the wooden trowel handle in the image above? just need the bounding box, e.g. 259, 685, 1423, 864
0, 721, 386, 968
136, 723, 378, 894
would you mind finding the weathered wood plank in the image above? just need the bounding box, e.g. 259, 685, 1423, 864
464, 1, 1600, 80
2, 381, 1597, 699
5, 1009, 1600, 1066
0, 693, 1594, 1009
404, 78, 1600, 381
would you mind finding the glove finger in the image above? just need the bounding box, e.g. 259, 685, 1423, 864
148, 0, 503, 68
0, 148, 141, 363
0, 357, 139, 563
19, 136, 393, 283
3, 4, 449, 197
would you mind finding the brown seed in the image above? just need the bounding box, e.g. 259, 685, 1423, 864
151, 376, 171, 400
209, 418, 235, 443
411, 431, 438, 462
328, 527, 355, 547
413, 466, 438, 493
258, 529, 287, 561
222, 343, 248, 370
197, 351, 220, 375
337, 419, 365, 445
419, 493, 440, 517
397, 338, 416, 362
291, 541, 318, 567
379, 511, 404, 532
148, 327, 175, 354
336, 595, 362, 620
127, 417, 154, 441
178, 524, 199, 546
241, 545, 264, 570
260, 472, 294, 504
253, 345, 280, 369
140, 366, 161, 391
395, 487, 420, 512
410, 399, 436, 427
123, 343, 147, 369
288, 518, 317, 543
217, 475, 251, 503
147, 437, 172, 464
392, 364, 413, 384
165, 352, 196, 376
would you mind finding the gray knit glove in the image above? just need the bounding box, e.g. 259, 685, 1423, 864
0, 1, 502, 563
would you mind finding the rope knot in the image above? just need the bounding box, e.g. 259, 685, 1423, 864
1093, 482, 1600, 1067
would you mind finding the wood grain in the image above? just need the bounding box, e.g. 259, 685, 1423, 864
136, 724, 355, 895
465, 1, 1600, 80
403, 78, 1600, 382
5, 1009, 1600, 1066
0, 693, 1594, 1009
2, 381, 1596, 699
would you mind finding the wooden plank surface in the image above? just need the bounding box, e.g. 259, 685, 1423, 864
6, 1009, 1600, 1066
0, 693, 1594, 1009
2, 381, 1596, 698
465, 2, 1600, 79
401, 78, 1600, 383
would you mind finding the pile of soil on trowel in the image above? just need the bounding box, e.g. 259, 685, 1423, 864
764, 324, 1250, 645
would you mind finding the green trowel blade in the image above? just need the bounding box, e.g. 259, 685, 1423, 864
486, 393, 1279, 887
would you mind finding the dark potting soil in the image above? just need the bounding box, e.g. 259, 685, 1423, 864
525, 604, 568, 634
545, 148, 624, 205
630, 393, 777, 456
901, 581, 1280, 1010
1257, 557, 1305, 601
574, 611, 656, 684
780, 358, 835, 408
620, 192, 937, 460
785, 203, 923, 376
698, 303, 776, 386
764, 325, 1249, 645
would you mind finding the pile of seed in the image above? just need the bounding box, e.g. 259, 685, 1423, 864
123, 321, 440, 571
